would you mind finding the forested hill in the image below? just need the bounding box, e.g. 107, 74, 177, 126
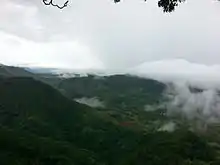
0, 76, 141, 165
58, 74, 166, 111
0, 64, 62, 88
0, 75, 219, 165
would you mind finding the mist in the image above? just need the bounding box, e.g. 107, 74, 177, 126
163, 82, 220, 130
74, 97, 105, 108
158, 121, 176, 132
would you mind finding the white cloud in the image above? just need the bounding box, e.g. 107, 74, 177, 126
1, 0, 220, 69
130, 59, 220, 89
0, 0, 44, 40
158, 122, 176, 132
0, 31, 104, 69
74, 97, 105, 108
1, 0, 220, 84
164, 83, 220, 130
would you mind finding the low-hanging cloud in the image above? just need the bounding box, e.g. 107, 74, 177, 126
158, 121, 176, 132
164, 82, 220, 129
74, 97, 105, 108
128, 59, 220, 129
130, 59, 220, 90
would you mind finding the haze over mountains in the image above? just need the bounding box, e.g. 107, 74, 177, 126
2, 63, 220, 124
1, 29, 220, 88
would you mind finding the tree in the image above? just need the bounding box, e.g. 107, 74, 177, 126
114, 0, 186, 12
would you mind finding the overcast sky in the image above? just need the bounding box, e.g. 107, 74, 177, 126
1, 0, 220, 84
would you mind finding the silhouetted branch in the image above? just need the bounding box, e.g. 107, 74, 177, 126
42, 0, 69, 9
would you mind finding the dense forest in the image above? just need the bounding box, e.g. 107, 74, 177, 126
58, 74, 166, 110
0, 66, 220, 165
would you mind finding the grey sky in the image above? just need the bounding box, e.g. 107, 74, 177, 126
0, 0, 220, 72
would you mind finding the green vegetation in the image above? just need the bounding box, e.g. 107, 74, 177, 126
58, 74, 169, 129
0, 64, 62, 88
0, 74, 219, 165
58, 74, 165, 111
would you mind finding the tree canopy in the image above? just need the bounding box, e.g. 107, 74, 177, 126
0, 76, 218, 165
114, 0, 186, 12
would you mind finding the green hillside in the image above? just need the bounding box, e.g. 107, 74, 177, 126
57, 74, 170, 131
58, 74, 166, 111
0, 65, 62, 88
0, 76, 219, 165
0, 77, 140, 165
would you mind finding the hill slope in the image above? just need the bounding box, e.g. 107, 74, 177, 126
0, 77, 143, 165
58, 74, 166, 111
0, 76, 219, 165
0, 64, 62, 88
0, 65, 36, 77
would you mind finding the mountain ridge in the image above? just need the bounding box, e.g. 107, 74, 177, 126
0, 65, 220, 165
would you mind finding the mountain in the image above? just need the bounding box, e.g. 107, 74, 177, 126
56, 74, 170, 131
0, 64, 36, 78
0, 64, 62, 88
24, 67, 57, 73
0, 76, 140, 165
0, 76, 219, 165
58, 74, 166, 111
